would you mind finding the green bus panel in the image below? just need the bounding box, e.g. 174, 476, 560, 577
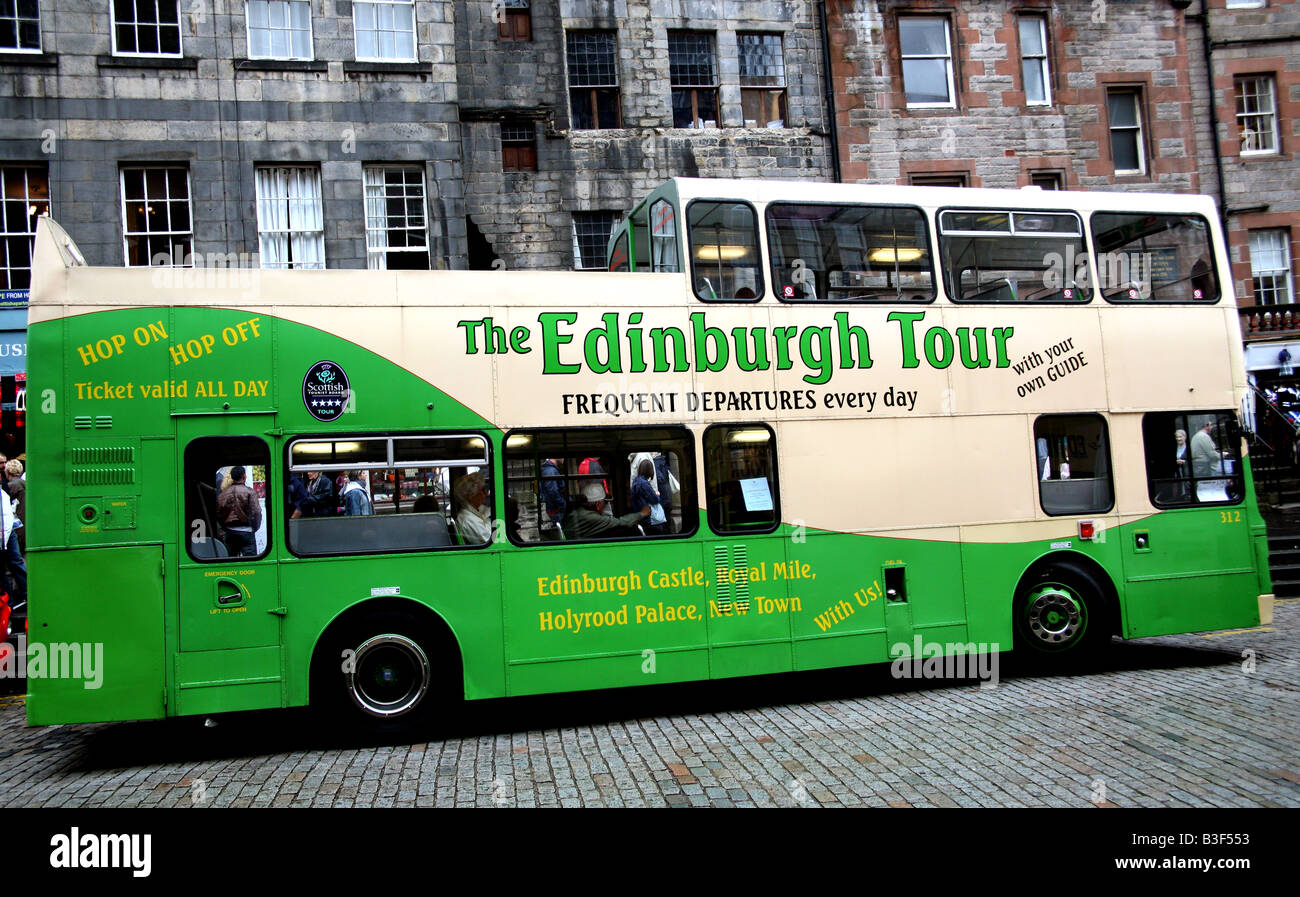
175, 646, 283, 717
1121, 507, 1260, 638
26, 546, 166, 725
704, 536, 793, 680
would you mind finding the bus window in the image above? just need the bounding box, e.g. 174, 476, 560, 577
941, 209, 1090, 302
286, 433, 491, 555
650, 198, 679, 273
766, 203, 933, 302
184, 436, 271, 561
1033, 415, 1113, 515
609, 230, 630, 271
687, 200, 762, 301
704, 424, 779, 533
1090, 212, 1219, 302
504, 427, 695, 543
1143, 412, 1242, 507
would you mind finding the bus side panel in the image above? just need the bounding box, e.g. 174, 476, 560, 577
1120, 509, 1260, 638
26, 545, 166, 725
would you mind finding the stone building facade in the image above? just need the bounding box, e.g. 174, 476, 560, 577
1197, 0, 1300, 379
823, 0, 1206, 192
456, 0, 834, 270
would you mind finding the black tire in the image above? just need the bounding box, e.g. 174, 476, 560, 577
1013, 564, 1109, 660
313, 610, 452, 736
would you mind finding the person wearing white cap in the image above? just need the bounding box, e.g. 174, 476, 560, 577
563, 482, 650, 539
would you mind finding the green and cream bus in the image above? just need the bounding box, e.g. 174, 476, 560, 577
24, 177, 1271, 731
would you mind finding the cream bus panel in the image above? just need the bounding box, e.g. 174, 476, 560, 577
1100, 307, 1235, 411
778, 414, 1037, 533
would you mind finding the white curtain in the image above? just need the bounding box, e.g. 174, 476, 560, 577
363, 167, 389, 270
256, 167, 324, 269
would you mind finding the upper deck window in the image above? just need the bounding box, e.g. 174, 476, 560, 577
766, 203, 933, 302
1090, 212, 1219, 303
940, 209, 1090, 303
688, 200, 762, 301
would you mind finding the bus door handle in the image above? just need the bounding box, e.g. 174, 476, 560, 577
1134, 532, 1151, 552
215, 579, 247, 607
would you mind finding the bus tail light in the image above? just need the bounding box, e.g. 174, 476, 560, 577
1078, 520, 1096, 541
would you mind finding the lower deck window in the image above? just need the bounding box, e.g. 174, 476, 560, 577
286, 434, 492, 555
704, 424, 779, 533
1034, 414, 1113, 515
505, 427, 695, 543
1143, 412, 1243, 507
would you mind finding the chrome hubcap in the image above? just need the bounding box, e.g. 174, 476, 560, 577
1025, 585, 1086, 646
347, 634, 431, 718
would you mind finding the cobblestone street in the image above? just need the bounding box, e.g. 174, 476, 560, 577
3, 601, 1298, 809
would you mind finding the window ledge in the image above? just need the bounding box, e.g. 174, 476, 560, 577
0, 51, 56, 67
234, 58, 328, 73
97, 54, 198, 70
343, 60, 426, 76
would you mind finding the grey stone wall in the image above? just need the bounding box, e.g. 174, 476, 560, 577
0, 0, 464, 269
458, 0, 834, 270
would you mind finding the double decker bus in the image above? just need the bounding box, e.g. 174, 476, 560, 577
24, 178, 1271, 731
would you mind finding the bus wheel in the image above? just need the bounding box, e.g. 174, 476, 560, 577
1014, 568, 1104, 658
317, 611, 445, 734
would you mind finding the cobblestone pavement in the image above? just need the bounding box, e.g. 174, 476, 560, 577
2, 601, 1298, 808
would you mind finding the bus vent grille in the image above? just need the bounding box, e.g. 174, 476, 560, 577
95, 415, 113, 429
71, 467, 136, 486
73, 416, 92, 429
714, 545, 731, 607
70, 445, 137, 486
732, 544, 750, 613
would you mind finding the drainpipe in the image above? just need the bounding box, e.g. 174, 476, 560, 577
1186, 2, 1228, 228
818, 0, 843, 183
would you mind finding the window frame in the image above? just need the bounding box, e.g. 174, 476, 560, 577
111, 0, 184, 58
1033, 413, 1115, 517
119, 165, 193, 268
362, 164, 430, 271
703, 422, 781, 536
503, 425, 699, 547
1, 164, 50, 291
255, 165, 326, 270
185, 435, 273, 564
738, 31, 788, 128
1249, 228, 1295, 306
686, 198, 765, 303
566, 29, 622, 130
1107, 87, 1147, 176
1090, 210, 1221, 305
668, 30, 720, 128
1142, 412, 1245, 510
899, 14, 956, 109
496, 0, 531, 41
352, 0, 417, 63
501, 119, 538, 172
0, 0, 41, 53
1017, 14, 1051, 107
245, 0, 314, 61
1235, 74, 1280, 157
572, 210, 622, 271
764, 200, 936, 304
939, 206, 1093, 304
285, 431, 494, 558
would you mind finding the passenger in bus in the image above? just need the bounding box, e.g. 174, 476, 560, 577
579, 456, 612, 514
303, 470, 336, 517
654, 453, 677, 534
1191, 421, 1225, 477
287, 473, 310, 519
341, 471, 374, 516
453, 472, 493, 544
216, 465, 262, 557
1173, 429, 1191, 500
629, 458, 666, 535
563, 483, 650, 540
540, 458, 567, 532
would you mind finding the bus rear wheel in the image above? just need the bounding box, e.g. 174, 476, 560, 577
315, 611, 447, 735
1014, 566, 1106, 660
